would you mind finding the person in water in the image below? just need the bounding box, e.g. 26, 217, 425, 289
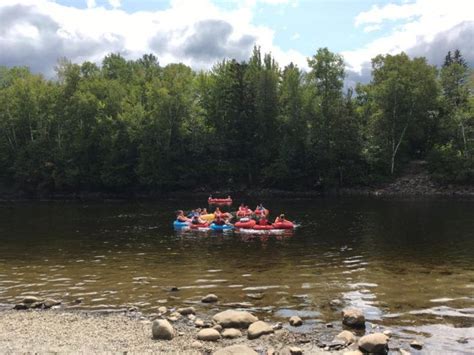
176, 210, 191, 222
191, 213, 206, 225
274, 214, 286, 223
200, 208, 208, 215
212, 215, 227, 226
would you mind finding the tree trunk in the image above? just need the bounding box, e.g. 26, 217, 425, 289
460, 121, 469, 158
391, 124, 408, 175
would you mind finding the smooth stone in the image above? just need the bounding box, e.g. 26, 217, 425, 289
191, 341, 203, 348
202, 294, 218, 303
158, 306, 167, 314
222, 328, 242, 339
246, 293, 264, 300
197, 328, 221, 341
152, 319, 174, 340
247, 321, 274, 340
336, 330, 357, 345
43, 298, 61, 308
188, 314, 196, 321
167, 316, 179, 322
358, 333, 389, 354
212, 324, 223, 332
178, 306, 195, 315
410, 340, 423, 350
213, 310, 258, 328
330, 299, 343, 307
22, 296, 41, 304
214, 345, 258, 355
289, 316, 303, 327
195, 319, 205, 328
342, 308, 366, 328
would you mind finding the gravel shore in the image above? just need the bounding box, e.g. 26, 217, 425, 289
0, 310, 346, 354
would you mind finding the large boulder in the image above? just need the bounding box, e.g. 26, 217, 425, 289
342, 308, 365, 328
202, 294, 219, 303
214, 345, 257, 355
152, 319, 174, 340
247, 321, 274, 340
335, 330, 356, 345
358, 333, 389, 354
222, 328, 242, 339
213, 310, 258, 328
197, 328, 221, 341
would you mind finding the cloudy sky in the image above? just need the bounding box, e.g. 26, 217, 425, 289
0, 0, 473, 83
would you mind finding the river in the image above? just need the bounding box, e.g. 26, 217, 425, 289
0, 197, 473, 353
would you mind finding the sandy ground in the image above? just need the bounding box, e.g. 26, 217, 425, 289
0, 310, 349, 354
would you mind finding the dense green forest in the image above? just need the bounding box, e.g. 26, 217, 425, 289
0, 47, 472, 194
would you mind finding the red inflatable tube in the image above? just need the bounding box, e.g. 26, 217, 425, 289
272, 221, 295, 229
253, 224, 274, 230
235, 220, 256, 229
190, 223, 209, 229
236, 211, 252, 217
208, 198, 232, 204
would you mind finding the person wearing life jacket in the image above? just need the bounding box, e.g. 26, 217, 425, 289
176, 210, 191, 222
214, 207, 222, 218
237, 204, 247, 217
254, 203, 268, 217
258, 216, 270, 226
274, 214, 287, 224
213, 215, 226, 226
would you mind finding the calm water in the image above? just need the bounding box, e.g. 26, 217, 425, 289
0, 197, 473, 352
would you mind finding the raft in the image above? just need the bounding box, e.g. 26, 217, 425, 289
173, 220, 189, 228
272, 221, 295, 229
208, 198, 232, 204
235, 219, 256, 229
210, 223, 234, 231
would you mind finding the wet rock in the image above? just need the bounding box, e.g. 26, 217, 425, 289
457, 337, 468, 344
152, 319, 174, 340
22, 296, 42, 304
222, 328, 242, 339
289, 316, 303, 327
202, 294, 218, 303
342, 308, 365, 328
191, 341, 203, 348
410, 340, 423, 350
336, 330, 356, 345
197, 328, 221, 341
195, 319, 205, 328
170, 286, 179, 292
358, 333, 389, 354
326, 323, 334, 328
330, 299, 343, 307
246, 293, 264, 300
214, 345, 258, 355
29, 302, 44, 309
329, 339, 347, 350
43, 299, 61, 309
272, 322, 283, 330
213, 310, 258, 328
158, 306, 167, 314
247, 321, 274, 340
13, 304, 28, 310
178, 306, 195, 315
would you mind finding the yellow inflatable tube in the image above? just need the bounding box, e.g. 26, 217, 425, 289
200, 213, 215, 222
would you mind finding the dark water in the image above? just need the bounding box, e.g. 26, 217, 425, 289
0, 197, 473, 352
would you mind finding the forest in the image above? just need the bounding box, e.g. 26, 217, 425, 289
0, 47, 472, 194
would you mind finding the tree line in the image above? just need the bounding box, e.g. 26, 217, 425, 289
0, 47, 472, 194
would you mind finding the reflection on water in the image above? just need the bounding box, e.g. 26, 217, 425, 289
0, 197, 473, 351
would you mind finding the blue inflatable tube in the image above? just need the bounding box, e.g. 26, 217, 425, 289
210, 223, 234, 231
173, 220, 190, 228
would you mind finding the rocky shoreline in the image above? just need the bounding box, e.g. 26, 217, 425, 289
0, 295, 424, 354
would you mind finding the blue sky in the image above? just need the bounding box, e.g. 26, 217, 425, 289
1, 0, 472, 82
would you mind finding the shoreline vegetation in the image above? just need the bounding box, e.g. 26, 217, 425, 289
0, 49, 472, 197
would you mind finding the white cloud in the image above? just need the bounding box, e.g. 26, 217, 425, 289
345, 0, 474, 73
362, 24, 381, 33
0, 0, 308, 75
290, 32, 300, 40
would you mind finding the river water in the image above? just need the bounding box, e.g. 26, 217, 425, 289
0, 197, 473, 352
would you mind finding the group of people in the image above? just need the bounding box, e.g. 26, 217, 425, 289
175, 202, 289, 227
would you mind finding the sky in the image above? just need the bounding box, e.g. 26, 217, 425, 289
0, 0, 473, 84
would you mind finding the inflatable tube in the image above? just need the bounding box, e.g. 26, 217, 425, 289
236, 211, 252, 217
235, 219, 256, 229
272, 221, 295, 229
253, 224, 274, 230
190, 223, 209, 229
200, 213, 215, 222
173, 220, 190, 228
210, 223, 234, 231
208, 198, 232, 204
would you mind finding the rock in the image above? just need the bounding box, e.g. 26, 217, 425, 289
289, 316, 303, 327
167, 316, 179, 322
358, 333, 389, 354
202, 294, 218, 303
212, 324, 223, 332
410, 340, 423, 350
326, 323, 334, 328
43, 298, 61, 309
400, 349, 411, 355
222, 328, 242, 339
213, 310, 258, 328
272, 322, 283, 330
197, 328, 221, 341
342, 308, 365, 328
383, 330, 392, 337
214, 345, 258, 355
29, 302, 44, 309
330, 299, 343, 307
247, 321, 274, 340
158, 306, 167, 314
246, 293, 264, 300
178, 306, 195, 315
13, 304, 28, 310
188, 314, 196, 321
191, 341, 203, 348
152, 319, 174, 340
223, 302, 253, 308
170, 286, 179, 292
289, 347, 303, 355
22, 296, 42, 304
336, 330, 356, 345
195, 319, 205, 328
267, 347, 276, 355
